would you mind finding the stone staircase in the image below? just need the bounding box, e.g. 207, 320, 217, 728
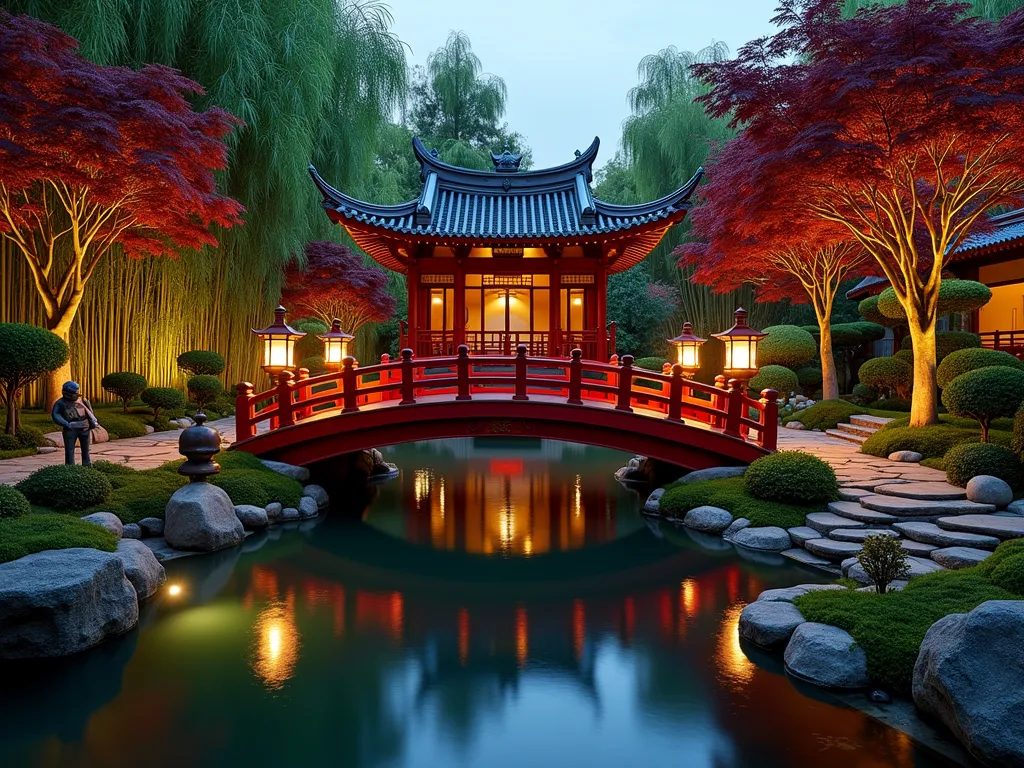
824, 414, 893, 445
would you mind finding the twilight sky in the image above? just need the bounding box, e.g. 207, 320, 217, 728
386, 0, 780, 170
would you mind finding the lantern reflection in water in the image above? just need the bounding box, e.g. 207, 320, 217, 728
717, 603, 755, 689
251, 595, 301, 691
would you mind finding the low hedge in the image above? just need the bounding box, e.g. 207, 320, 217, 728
0, 514, 118, 564
209, 469, 303, 508
744, 451, 839, 505
15, 426, 49, 448
97, 413, 149, 440
781, 399, 860, 431
944, 442, 1024, 489
634, 356, 669, 372
659, 476, 815, 529
16, 465, 112, 510
867, 398, 911, 412
0, 434, 20, 451
0, 485, 31, 519
861, 424, 1010, 460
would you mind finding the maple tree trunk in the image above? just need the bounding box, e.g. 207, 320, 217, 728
905, 309, 939, 428
818, 321, 840, 401
42, 290, 85, 411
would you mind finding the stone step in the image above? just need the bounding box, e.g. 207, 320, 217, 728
787, 526, 821, 547
846, 555, 945, 585
937, 514, 1024, 540
901, 539, 938, 556
893, 521, 1001, 550
840, 479, 910, 492
836, 422, 879, 438
872, 481, 967, 501
805, 512, 868, 535
825, 429, 868, 445
859, 495, 996, 517
849, 414, 894, 429
805, 538, 864, 562
838, 487, 872, 502
827, 501, 900, 525
930, 546, 992, 570
829, 528, 899, 543
780, 548, 840, 572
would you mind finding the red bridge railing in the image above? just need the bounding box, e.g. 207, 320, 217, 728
235, 345, 779, 451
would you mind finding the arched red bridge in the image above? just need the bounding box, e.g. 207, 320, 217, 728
232, 346, 779, 470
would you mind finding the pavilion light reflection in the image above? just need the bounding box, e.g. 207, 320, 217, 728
251, 596, 301, 691
717, 603, 755, 689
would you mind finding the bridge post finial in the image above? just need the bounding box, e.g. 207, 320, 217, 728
456, 344, 472, 401
276, 370, 295, 428
668, 363, 684, 421
615, 355, 634, 412
400, 348, 416, 405
567, 348, 583, 405
758, 388, 779, 450
513, 344, 529, 401
235, 382, 255, 439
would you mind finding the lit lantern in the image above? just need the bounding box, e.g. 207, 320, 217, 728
712, 307, 766, 384
318, 318, 354, 370
252, 305, 305, 377
666, 322, 706, 378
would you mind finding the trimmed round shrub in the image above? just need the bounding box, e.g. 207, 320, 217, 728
15, 426, 49, 448
782, 399, 860, 430
941, 366, 1024, 440
298, 355, 326, 373
878, 280, 992, 320
634, 356, 669, 372
758, 325, 817, 369
176, 350, 226, 376
831, 321, 886, 350
16, 464, 112, 510
748, 365, 799, 398
0, 434, 21, 451
944, 442, 1024, 489
979, 539, 1024, 577
187, 375, 224, 411
96, 413, 148, 440
857, 356, 912, 399
796, 365, 822, 393
857, 295, 895, 326
100, 372, 147, 412
210, 469, 303, 508
294, 319, 327, 363
989, 553, 1024, 596
0, 485, 31, 519
936, 347, 1024, 389
851, 383, 875, 403
141, 387, 186, 419
893, 348, 914, 365
744, 450, 839, 505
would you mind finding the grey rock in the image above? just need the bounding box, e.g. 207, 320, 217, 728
722, 518, 751, 540
784, 421, 806, 430
901, 539, 939, 556
805, 512, 867, 535
873, 481, 966, 501
37, 446, 57, 454
121, 523, 142, 540
682, 505, 733, 534
234, 504, 269, 530
137, 517, 164, 538
1005, 499, 1024, 516
930, 546, 991, 570
860, 495, 995, 516
738, 601, 805, 649
787, 526, 820, 546
0, 549, 138, 658
847, 555, 944, 586
678, 466, 746, 484
894, 522, 1000, 550
857, 581, 907, 593
302, 484, 329, 509
298, 496, 319, 519
259, 459, 310, 482
144, 425, 155, 434
841, 556, 859, 577
870, 690, 892, 703
265, 502, 283, 522
888, 450, 922, 462
756, 586, 812, 603
937, 514, 1024, 540
913, 601, 1024, 767
784, 622, 869, 689
113, 539, 165, 600
80, 512, 123, 539
732, 526, 792, 551
804, 538, 864, 562
164, 483, 245, 552
643, 488, 664, 514
826, 502, 899, 525
781, 548, 837, 569
829, 528, 898, 543
282, 507, 300, 521
965, 475, 1013, 508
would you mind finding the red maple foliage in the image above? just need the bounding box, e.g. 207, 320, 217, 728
685, 0, 1024, 424
282, 241, 396, 333
0, 12, 243, 398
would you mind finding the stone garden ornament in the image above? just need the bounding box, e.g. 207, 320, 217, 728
50, 381, 98, 466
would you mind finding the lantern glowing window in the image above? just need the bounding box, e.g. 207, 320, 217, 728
712, 308, 766, 379
317, 318, 354, 369
667, 322, 706, 376
252, 306, 305, 375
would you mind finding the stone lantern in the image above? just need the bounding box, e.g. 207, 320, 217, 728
176, 412, 222, 482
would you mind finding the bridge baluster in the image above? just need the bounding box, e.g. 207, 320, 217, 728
724, 378, 743, 437
296, 368, 311, 420
712, 375, 728, 429
400, 348, 416, 405
276, 371, 295, 428
235, 382, 255, 439
758, 388, 779, 450
513, 344, 529, 401
456, 344, 471, 401
341, 357, 359, 413
668, 364, 684, 421
567, 348, 583, 404
616, 355, 634, 412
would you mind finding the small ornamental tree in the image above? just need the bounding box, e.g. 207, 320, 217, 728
857, 535, 910, 595
282, 242, 396, 335
691, 0, 1024, 427
941, 366, 1024, 441
141, 387, 186, 420
187, 375, 224, 412
100, 372, 147, 412
177, 351, 226, 377
936, 348, 1024, 389
0, 323, 69, 434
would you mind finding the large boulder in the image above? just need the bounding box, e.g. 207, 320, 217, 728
0, 549, 138, 658
966, 475, 1013, 508
738, 601, 805, 649
913, 601, 1024, 767
678, 466, 746, 484
80, 512, 123, 539
164, 482, 245, 552
784, 622, 869, 689
113, 539, 165, 600
731, 526, 792, 551
682, 506, 733, 534
259, 459, 310, 482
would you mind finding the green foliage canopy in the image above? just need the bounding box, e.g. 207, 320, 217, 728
941, 366, 1024, 441
0, 323, 69, 434
936, 347, 1024, 389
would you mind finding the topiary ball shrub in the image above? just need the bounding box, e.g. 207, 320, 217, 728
758, 325, 817, 369
978, 539, 1024, 578
101, 372, 148, 412
878, 280, 992, 321
941, 366, 1024, 441
634, 356, 669, 372
96, 413, 148, 440
1013, 404, 1024, 460
0, 434, 21, 451
744, 450, 839, 505
748, 365, 799, 399
15, 426, 49, 448
857, 356, 912, 399
141, 387, 186, 419
851, 383, 875, 404
782, 399, 860, 430
0, 485, 31, 519
988, 553, 1024, 596
90, 460, 137, 476
187, 375, 224, 411
857, 295, 894, 326
177, 350, 226, 377
944, 442, 1024, 489
796, 365, 822, 393
0, 322, 69, 437
936, 347, 1024, 389
16, 464, 112, 510
893, 348, 914, 365
298, 355, 326, 373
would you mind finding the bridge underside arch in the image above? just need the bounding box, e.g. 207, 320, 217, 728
232, 399, 769, 470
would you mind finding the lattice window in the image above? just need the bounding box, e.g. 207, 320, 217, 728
561, 274, 595, 285
482, 275, 533, 287
420, 274, 455, 284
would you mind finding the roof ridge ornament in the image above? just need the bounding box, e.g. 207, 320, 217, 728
491, 140, 523, 173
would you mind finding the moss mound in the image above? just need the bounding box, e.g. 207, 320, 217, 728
659, 476, 815, 529
782, 399, 859, 431
0, 514, 118, 564
944, 442, 1024, 489
16, 465, 112, 511
210, 469, 303, 508
0, 485, 31, 519
744, 451, 838, 505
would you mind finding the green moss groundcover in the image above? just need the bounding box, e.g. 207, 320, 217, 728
0, 514, 118, 564
659, 476, 816, 529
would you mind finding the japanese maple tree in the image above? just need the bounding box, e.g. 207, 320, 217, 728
282, 241, 396, 334
692, 0, 1024, 426
0, 12, 243, 403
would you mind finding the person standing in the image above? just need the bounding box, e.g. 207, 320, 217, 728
50, 381, 99, 466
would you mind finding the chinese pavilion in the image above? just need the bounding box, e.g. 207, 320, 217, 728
309, 137, 702, 360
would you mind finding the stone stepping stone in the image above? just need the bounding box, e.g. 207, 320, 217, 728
804, 538, 864, 561
847, 555, 945, 585
893, 521, 1001, 550
859, 495, 996, 517
937, 514, 1024, 540
839, 487, 872, 501
872, 481, 967, 501
850, 414, 893, 428
788, 526, 821, 546
901, 539, 938, 556
780, 548, 838, 571
830, 528, 898, 543
827, 501, 900, 525
805, 512, 868, 535
839, 479, 910, 491
930, 546, 992, 570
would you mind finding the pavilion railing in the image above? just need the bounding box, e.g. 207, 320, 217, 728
235, 345, 779, 451
979, 330, 1024, 356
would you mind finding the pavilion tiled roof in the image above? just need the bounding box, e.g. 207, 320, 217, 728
309, 137, 702, 273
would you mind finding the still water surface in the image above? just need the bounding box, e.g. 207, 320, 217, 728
0, 439, 954, 767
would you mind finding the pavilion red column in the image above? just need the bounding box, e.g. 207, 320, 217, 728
454, 260, 466, 349
407, 263, 420, 356
595, 264, 608, 360
550, 260, 561, 356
